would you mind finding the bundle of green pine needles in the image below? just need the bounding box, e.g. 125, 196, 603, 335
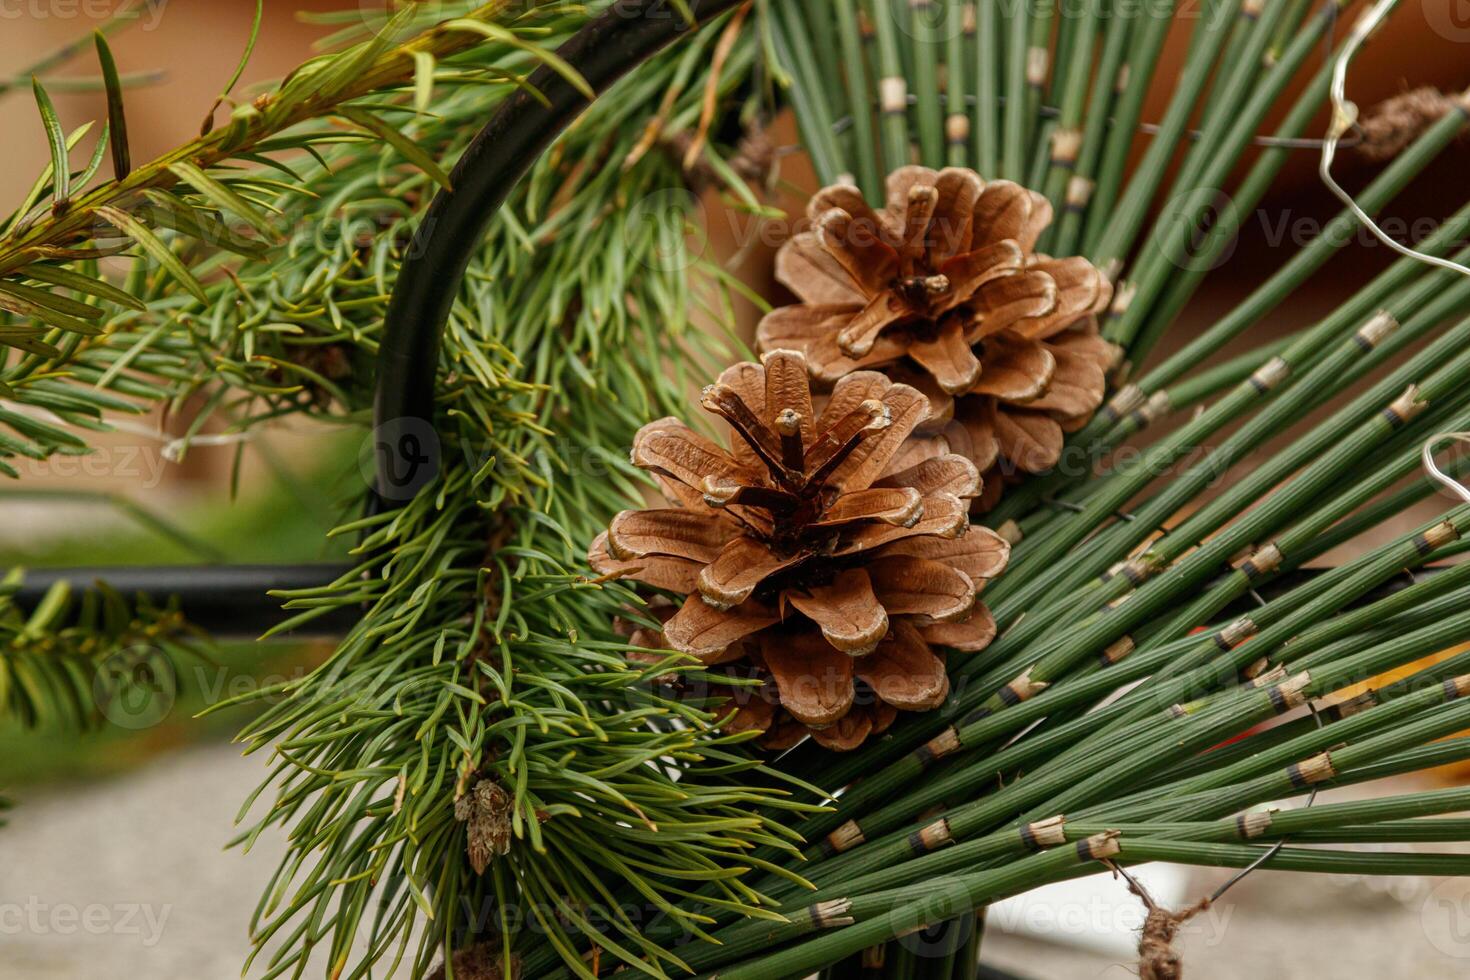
5, 0, 1470, 978
608, 1, 1470, 977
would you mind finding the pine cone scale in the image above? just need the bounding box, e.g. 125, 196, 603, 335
761, 629, 856, 726
906, 319, 982, 394
857, 620, 949, 711
662, 596, 779, 659
932, 240, 1024, 308
969, 339, 1056, 401
823, 386, 930, 491
834, 291, 907, 357
989, 402, 1064, 473
811, 486, 923, 529
868, 555, 976, 622
774, 234, 865, 305
925, 170, 984, 262
816, 209, 899, 293
970, 272, 1059, 336
783, 567, 890, 655
875, 524, 1010, 582
971, 179, 1051, 251
762, 349, 818, 446
874, 453, 980, 499
833, 492, 968, 555
810, 710, 873, 751
919, 609, 998, 651
632, 418, 755, 488
696, 536, 805, 609
605, 508, 739, 564
591, 531, 700, 593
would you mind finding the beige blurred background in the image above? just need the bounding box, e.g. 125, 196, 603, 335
0, 1, 361, 543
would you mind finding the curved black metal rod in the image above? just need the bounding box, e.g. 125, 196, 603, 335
372, 0, 747, 505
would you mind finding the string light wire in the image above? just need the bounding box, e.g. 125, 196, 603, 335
1320, 0, 1470, 280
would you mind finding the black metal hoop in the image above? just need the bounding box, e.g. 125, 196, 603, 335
374, 0, 747, 505
15, 0, 744, 636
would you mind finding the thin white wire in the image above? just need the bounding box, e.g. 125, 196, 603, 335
1324, 1, 1470, 489
4, 406, 257, 464
1319, 0, 1470, 280
106, 418, 254, 462
1422, 434, 1470, 505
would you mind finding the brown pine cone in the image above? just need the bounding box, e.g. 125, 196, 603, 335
757, 166, 1115, 504
590, 350, 1008, 750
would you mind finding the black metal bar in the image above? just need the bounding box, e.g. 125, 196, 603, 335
10, 563, 358, 638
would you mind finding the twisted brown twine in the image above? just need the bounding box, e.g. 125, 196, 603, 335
1136, 899, 1211, 980
1106, 862, 1211, 980
426, 945, 520, 980
1355, 87, 1462, 161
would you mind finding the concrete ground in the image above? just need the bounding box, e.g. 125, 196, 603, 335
3, 743, 1470, 978
0, 743, 421, 980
